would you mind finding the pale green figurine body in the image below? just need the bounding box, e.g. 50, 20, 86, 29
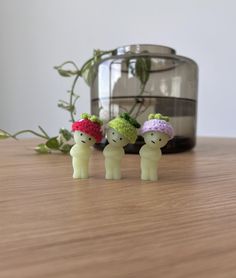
70, 113, 103, 179
139, 132, 169, 181
103, 128, 129, 180
139, 113, 174, 181
70, 131, 96, 179
103, 113, 140, 180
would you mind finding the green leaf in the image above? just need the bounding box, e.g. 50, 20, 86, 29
0, 131, 10, 139
60, 144, 72, 153
35, 143, 51, 154
57, 68, 73, 77
54, 67, 80, 78
120, 113, 141, 128
81, 61, 96, 86
46, 137, 60, 150
59, 128, 72, 141
80, 49, 114, 86
57, 100, 75, 113
81, 49, 105, 86
125, 52, 151, 86
135, 56, 151, 85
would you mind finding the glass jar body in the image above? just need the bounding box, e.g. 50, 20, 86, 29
91, 45, 198, 153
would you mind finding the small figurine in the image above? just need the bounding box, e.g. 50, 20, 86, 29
70, 113, 103, 179
103, 113, 140, 180
139, 113, 174, 181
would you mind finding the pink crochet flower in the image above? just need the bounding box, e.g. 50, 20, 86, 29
140, 119, 174, 139
72, 119, 103, 143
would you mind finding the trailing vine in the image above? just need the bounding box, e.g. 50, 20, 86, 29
0, 48, 152, 153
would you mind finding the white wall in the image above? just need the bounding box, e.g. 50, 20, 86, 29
0, 0, 235, 138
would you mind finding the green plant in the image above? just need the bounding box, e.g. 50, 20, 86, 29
0, 48, 152, 153
0, 49, 114, 153
125, 51, 151, 117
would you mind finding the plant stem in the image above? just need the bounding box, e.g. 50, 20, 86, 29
80, 50, 114, 73
0, 128, 16, 139
128, 83, 146, 116
134, 102, 143, 119
56, 61, 79, 71
70, 74, 80, 122
66, 49, 114, 123
38, 125, 50, 139
12, 130, 48, 139
0, 128, 49, 139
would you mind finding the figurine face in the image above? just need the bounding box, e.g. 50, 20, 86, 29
143, 131, 169, 148
74, 131, 96, 146
107, 128, 129, 147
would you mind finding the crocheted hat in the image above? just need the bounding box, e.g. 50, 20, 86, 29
140, 113, 174, 139
72, 113, 103, 143
108, 113, 140, 144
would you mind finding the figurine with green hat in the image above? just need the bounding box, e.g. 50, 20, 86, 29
103, 113, 140, 180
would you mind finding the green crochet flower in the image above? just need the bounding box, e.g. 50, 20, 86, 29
81, 113, 103, 126
148, 113, 170, 122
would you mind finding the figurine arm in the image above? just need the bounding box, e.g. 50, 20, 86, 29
139, 146, 149, 159
140, 146, 161, 161
115, 148, 125, 160
70, 145, 79, 157
103, 145, 124, 160
103, 145, 114, 158
70, 145, 91, 158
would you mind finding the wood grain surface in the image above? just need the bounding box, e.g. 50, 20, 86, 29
1, 138, 236, 278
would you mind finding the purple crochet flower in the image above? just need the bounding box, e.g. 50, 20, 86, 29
140, 119, 174, 139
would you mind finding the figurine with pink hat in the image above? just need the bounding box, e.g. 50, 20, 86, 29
139, 113, 174, 181
70, 113, 103, 179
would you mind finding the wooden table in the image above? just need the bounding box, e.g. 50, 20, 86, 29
1, 138, 236, 278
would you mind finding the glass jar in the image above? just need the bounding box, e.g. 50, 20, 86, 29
91, 44, 198, 153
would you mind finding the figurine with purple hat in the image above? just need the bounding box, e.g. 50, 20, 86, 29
70, 113, 103, 179
139, 113, 174, 181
